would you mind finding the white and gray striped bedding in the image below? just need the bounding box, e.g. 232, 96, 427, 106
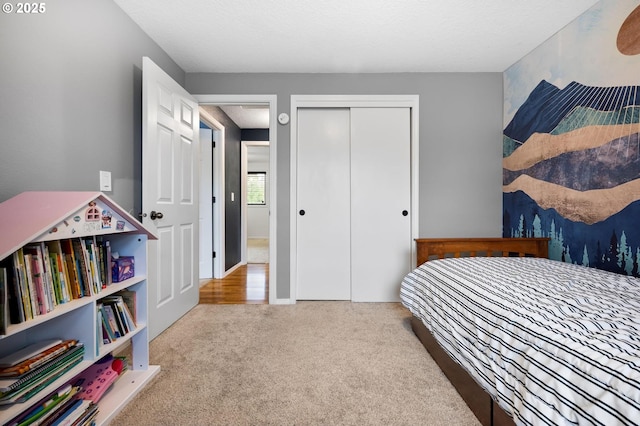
400, 257, 640, 425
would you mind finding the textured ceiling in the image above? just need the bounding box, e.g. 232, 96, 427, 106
114, 0, 599, 73
200, 105, 270, 129
219, 105, 270, 129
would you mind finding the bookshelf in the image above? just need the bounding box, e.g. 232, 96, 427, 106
0, 191, 160, 425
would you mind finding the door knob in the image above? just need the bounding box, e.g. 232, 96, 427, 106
150, 211, 164, 220
299, 210, 306, 216
402, 210, 408, 216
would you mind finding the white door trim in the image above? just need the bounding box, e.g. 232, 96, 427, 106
198, 109, 225, 279
242, 140, 270, 265
194, 94, 279, 304
199, 127, 213, 280
289, 95, 420, 304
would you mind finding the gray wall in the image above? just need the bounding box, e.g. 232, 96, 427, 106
0, 0, 185, 213
201, 107, 243, 270
187, 73, 504, 299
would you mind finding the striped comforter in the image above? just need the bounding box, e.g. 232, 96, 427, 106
400, 257, 640, 425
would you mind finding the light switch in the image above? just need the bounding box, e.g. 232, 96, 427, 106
100, 170, 112, 192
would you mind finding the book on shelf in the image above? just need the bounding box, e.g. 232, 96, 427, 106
22, 253, 43, 316
10, 249, 31, 321
96, 238, 112, 287
46, 386, 85, 426
0, 339, 62, 368
44, 245, 62, 306
95, 306, 102, 352
45, 241, 71, 305
116, 290, 137, 324
112, 300, 130, 335
70, 239, 93, 298
59, 240, 81, 300
96, 304, 108, 344
0, 340, 78, 378
120, 298, 136, 331
0, 267, 7, 335
0, 342, 85, 405
23, 243, 57, 315
5, 382, 80, 426
17, 249, 38, 319
100, 304, 121, 339
38, 243, 57, 312
3, 256, 24, 325
82, 237, 101, 294
48, 398, 97, 426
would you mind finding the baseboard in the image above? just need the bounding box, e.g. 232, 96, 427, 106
271, 297, 295, 305
223, 262, 243, 277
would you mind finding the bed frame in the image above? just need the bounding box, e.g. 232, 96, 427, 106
410, 237, 550, 426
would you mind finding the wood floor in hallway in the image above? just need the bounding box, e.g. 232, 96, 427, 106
199, 263, 269, 304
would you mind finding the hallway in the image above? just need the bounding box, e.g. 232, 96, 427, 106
199, 264, 269, 304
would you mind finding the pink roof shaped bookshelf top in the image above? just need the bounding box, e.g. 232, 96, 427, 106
0, 191, 157, 261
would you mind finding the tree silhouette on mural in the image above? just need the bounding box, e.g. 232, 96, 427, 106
508, 212, 640, 277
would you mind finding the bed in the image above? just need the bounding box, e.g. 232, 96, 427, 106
400, 238, 640, 426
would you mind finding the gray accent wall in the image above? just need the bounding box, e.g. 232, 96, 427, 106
187, 73, 504, 300
201, 107, 243, 271
0, 0, 185, 213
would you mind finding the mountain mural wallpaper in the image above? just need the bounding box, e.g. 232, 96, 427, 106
503, 0, 640, 275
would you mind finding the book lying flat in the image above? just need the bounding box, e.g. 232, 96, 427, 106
0, 340, 78, 378
0, 339, 62, 368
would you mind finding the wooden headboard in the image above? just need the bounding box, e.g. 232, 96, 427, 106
416, 238, 550, 265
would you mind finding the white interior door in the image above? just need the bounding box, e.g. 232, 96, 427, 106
350, 108, 412, 302
142, 57, 200, 340
296, 108, 351, 300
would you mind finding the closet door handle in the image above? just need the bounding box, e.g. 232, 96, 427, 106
299, 209, 306, 216
402, 210, 408, 217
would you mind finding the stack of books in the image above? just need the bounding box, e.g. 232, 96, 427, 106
4, 382, 97, 426
0, 339, 84, 405
97, 292, 136, 345
3, 353, 128, 426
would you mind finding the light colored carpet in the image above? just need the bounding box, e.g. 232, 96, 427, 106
110, 302, 480, 426
247, 238, 269, 263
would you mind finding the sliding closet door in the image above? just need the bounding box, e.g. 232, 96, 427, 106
350, 108, 412, 302
296, 108, 351, 300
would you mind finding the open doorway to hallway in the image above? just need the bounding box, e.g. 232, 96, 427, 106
197, 101, 273, 304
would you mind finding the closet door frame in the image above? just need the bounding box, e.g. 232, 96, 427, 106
289, 95, 420, 303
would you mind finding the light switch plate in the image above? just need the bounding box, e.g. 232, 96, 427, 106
100, 170, 112, 192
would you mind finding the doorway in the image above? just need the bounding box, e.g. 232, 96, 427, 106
198, 112, 224, 280
195, 95, 278, 304
244, 141, 270, 265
